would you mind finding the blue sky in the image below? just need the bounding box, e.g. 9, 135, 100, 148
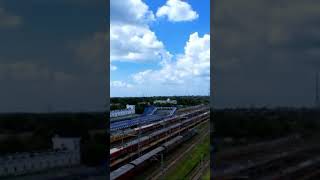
110, 0, 210, 97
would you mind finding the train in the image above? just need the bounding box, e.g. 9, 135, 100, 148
110, 111, 209, 165
110, 129, 198, 180
110, 105, 208, 131
110, 106, 209, 143
110, 115, 184, 144
110, 123, 182, 162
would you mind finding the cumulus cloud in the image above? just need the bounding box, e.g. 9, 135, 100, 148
110, 80, 133, 88
110, 0, 171, 63
156, 0, 199, 22
111, 0, 155, 25
0, 7, 22, 28
110, 24, 169, 62
132, 32, 210, 85
110, 0, 208, 96
132, 69, 153, 83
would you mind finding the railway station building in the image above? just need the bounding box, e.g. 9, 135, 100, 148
110, 104, 135, 118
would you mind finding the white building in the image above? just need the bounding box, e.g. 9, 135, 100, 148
110, 104, 135, 118
154, 98, 177, 105
0, 135, 80, 177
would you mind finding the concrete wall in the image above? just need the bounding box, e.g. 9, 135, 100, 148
0, 137, 80, 177
110, 104, 135, 118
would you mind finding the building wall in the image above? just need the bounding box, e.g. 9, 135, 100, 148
153, 99, 177, 104
52, 136, 80, 152
0, 151, 80, 177
0, 137, 80, 177
110, 104, 135, 118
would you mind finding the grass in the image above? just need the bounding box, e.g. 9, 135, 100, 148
163, 132, 210, 180
135, 121, 210, 180
202, 168, 210, 180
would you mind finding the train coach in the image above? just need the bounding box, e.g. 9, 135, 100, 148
110, 109, 208, 144
110, 129, 198, 180
110, 123, 182, 161
110, 123, 157, 143
110, 111, 209, 162
110, 116, 179, 143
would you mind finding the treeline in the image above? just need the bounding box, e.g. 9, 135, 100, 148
111, 96, 209, 110
0, 112, 106, 166
0, 112, 106, 133
214, 108, 320, 139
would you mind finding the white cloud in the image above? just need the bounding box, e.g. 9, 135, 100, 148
111, 0, 155, 25
176, 32, 210, 77
110, 80, 133, 88
132, 32, 210, 85
110, 0, 172, 63
110, 24, 169, 62
110, 0, 208, 96
156, 0, 199, 22
132, 69, 153, 83
110, 64, 117, 71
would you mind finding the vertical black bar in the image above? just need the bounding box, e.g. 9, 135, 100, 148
106, 0, 110, 178
210, 0, 215, 179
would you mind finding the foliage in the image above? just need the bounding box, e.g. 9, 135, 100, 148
0, 112, 106, 166
111, 96, 209, 109
214, 108, 320, 139
165, 134, 210, 179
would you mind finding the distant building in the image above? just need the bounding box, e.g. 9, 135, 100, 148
0, 135, 80, 177
138, 101, 150, 105
110, 104, 135, 118
154, 98, 177, 105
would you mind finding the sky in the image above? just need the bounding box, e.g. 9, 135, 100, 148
213, 0, 320, 108
0, 0, 107, 112
110, 0, 210, 97
1, 0, 319, 111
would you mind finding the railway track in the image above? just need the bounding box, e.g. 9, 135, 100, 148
110, 112, 209, 170
215, 134, 302, 163
110, 122, 209, 180
261, 155, 320, 180
110, 106, 208, 144
190, 158, 210, 180
110, 105, 210, 179
234, 147, 320, 179
146, 119, 209, 180
149, 122, 210, 180
214, 137, 320, 180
